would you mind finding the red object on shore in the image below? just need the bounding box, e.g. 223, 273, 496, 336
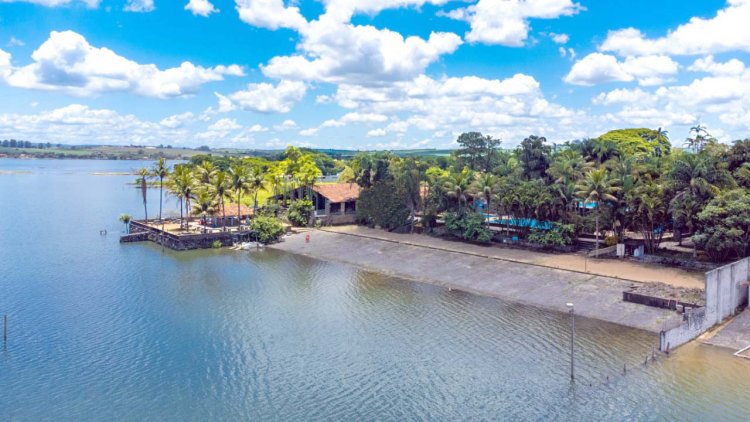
305, 233, 310, 243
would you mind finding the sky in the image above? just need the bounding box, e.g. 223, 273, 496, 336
0, 0, 749, 149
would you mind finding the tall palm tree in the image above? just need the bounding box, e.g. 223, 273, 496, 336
229, 163, 251, 223
210, 171, 231, 231
249, 166, 267, 212
684, 125, 710, 153
152, 158, 169, 221
392, 158, 423, 232
136, 168, 150, 221
167, 166, 196, 230
191, 189, 217, 234
575, 168, 620, 249
472, 173, 498, 225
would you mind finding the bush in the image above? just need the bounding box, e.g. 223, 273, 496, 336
527, 223, 575, 247
257, 204, 282, 218
251, 216, 286, 243
356, 181, 411, 231
604, 233, 619, 247
287, 198, 314, 227
444, 212, 492, 243
211, 240, 222, 249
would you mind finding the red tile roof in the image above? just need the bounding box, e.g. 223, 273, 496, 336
313, 183, 360, 203
192, 203, 253, 217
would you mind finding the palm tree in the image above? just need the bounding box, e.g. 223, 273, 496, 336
191, 189, 217, 234
575, 168, 620, 249
136, 168, 150, 221
443, 170, 473, 212
167, 166, 196, 230
249, 166, 267, 212
119, 213, 132, 234
392, 158, 423, 232
684, 125, 710, 153
196, 161, 217, 185
152, 158, 169, 221
229, 163, 251, 223
471, 173, 498, 225
210, 171, 231, 231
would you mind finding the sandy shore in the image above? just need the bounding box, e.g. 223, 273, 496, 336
270, 229, 681, 333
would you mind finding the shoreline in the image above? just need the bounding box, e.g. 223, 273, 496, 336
269, 229, 680, 334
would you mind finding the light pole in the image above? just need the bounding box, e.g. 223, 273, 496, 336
567, 302, 575, 382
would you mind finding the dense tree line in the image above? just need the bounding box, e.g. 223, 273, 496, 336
348, 127, 750, 262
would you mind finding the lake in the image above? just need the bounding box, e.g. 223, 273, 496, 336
0, 159, 748, 420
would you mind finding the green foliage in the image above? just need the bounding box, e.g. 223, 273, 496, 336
695, 189, 750, 262
453, 132, 501, 172
596, 128, 671, 157
516, 135, 551, 180
211, 240, 222, 249
444, 212, 493, 243
251, 216, 286, 243
287, 199, 314, 227
527, 223, 575, 247
356, 181, 411, 231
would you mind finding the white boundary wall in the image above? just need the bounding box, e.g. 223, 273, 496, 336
660, 257, 750, 351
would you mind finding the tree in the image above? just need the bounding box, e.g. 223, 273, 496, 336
517, 135, 551, 180
575, 168, 619, 249
392, 158, 423, 232
249, 165, 268, 212
152, 158, 169, 220
210, 171, 231, 231
668, 153, 733, 257
443, 169, 473, 212
695, 189, 750, 262
167, 165, 196, 229
196, 160, 217, 184
136, 168, 150, 221
191, 189, 217, 233
471, 172, 498, 225
119, 214, 132, 234
684, 125, 713, 153
229, 163, 251, 223
454, 132, 501, 172
628, 182, 669, 253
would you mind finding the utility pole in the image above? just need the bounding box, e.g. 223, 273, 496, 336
567, 303, 575, 382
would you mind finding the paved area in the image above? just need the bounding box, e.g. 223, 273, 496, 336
270, 230, 681, 333
322, 226, 706, 289
703, 310, 750, 351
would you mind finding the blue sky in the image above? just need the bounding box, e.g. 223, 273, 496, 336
0, 0, 748, 149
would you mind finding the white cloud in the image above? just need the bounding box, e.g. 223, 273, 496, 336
160, 112, 195, 128
601, 0, 750, 56
0, 104, 189, 145
247, 123, 268, 132
124, 0, 154, 12
234, 0, 307, 31
593, 88, 652, 106
274, 119, 297, 130
446, 0, 582, 46
324, 0, 450, 22
0, 31, 243, 98
220, 80, 307, 113
186, 0, 217, 16
262, 19, 462, 84
367, 128, 387, 137
688, 55, 745, 76
549, 32, 569, 44
299, 127, 319, 136
7, 37, 25, 47
564, 53, 678, 86
197, 118, 242, 139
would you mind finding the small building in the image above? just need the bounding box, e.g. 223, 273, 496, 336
197, 203, 254, 228
310, 183, 360, 225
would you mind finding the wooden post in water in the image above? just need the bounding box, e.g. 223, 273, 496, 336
3, 314, 6, 346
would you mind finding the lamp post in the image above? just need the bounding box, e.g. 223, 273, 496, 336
567, 302, 575, 382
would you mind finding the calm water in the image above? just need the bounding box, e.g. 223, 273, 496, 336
1, 159, 749, 421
